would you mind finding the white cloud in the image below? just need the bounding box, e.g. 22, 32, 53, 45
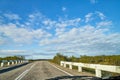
39, 24, 120, 55
85, 13, 93, 23
85, 11, 106, 23
96, 11, 106, 20
0, 23, 51, 44
42, 19, 56, 29
4, 13, 21, 20
0, 50, 26, 53
90, 0, 98, 4
97, 21, 112, 28
43, 19, 56, 26
55, 18, 81, 35
62, 7, 66, 11
0, 11, 120, 57
42, 17, 81, 35
0, 50, 32, 57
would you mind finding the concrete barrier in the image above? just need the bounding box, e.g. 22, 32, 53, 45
7, 62, 10, 66
1, 63, 4, 67
60, 61, 120, 78
12, 61, 14, 65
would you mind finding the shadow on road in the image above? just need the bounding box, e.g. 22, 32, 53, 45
0, 63, 29, 74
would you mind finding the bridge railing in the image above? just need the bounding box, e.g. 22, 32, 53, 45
0, 60, 28, 67
60, 61, 120, 78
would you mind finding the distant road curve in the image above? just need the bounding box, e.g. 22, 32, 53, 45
0, 61, 71, 80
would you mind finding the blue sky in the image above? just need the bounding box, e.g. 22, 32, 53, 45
0, 0, 120, 59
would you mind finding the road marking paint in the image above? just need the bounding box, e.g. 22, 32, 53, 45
49, 63, 73, 76
15, 69, 29, 80
15, 63, 36, 80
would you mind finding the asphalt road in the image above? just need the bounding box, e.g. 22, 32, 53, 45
0, 61, 70, 80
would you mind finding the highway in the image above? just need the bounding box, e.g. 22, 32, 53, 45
0, 61, 71, 80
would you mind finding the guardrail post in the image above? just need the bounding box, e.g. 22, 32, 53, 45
1, 62, 4, 67
95, 69, 102, 78
69, 64, 72, 69
15, 61, 18, 64
78, 66, 82, 72
7, 62, 10, 66
19, 60, 21, 63
60, 61, 62, 66
60, 61, 64, 66
12, 61, 14, 65
60, 62, 63, 66
64, 63, 66, 67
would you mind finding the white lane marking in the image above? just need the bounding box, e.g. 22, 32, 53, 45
15, 69, 29, 80
15, 63, 36, 80
49, 63, 73, 76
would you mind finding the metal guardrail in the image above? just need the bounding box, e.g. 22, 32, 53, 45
0, 60, 28, 67
60, 61, 120, 78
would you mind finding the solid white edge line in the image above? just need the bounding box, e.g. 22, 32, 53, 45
49, 62, 73, 76
15, 63, 36, 80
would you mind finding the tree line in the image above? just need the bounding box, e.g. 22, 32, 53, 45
51, 53, 120, 66
0, 56, 25, 61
